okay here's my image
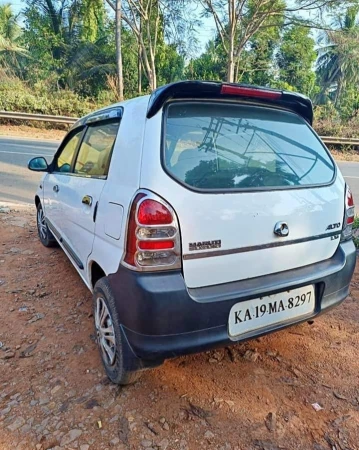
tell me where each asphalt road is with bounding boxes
[0,136,59,204]
[0,136,358,206]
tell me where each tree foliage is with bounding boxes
[0,3,27,69]
[317,5,359,109]
[0,0,358,122]
[81,0,105,42]
[276,25,317,97]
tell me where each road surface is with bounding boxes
[0,136,358,205]
[0,136,59,204]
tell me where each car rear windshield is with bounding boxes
[163,102,335,191]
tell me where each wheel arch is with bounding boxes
[89,260,107,290]
[35,195,41,208]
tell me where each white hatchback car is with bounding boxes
[29,81,356,385]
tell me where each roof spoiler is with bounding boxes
[147,81,313,124]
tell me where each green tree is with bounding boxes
[105,0,196,90]
[66,24,138,99]
[199,0,342,83]
[187,1,285,85]
[0,4,27,69]
[238,0,284,85]
[157,43,185,84]
[186,38,226,81]
[276,25,318,97]
[200,0,287,82]
[317,5,359,106]
[81,0,105,42]
[22,1,75,84]
[21,0,122,95]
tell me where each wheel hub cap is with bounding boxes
[37,209,47,240]
[95,297,116,366]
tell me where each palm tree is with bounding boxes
[0,4,27,69]
[317,6,359,106]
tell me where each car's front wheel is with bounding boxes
[36,203,57,247]
[93,277,143,385]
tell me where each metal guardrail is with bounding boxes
[1,111,359,146]
[320,136,359,146]
[0,111,78,125]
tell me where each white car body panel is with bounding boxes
[42,173,62,231]
[87,96,149,282]
[37,175,92,289]
[57,176,106,271]
[140,108,345,288]
[37,94,346,292]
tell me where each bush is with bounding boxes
[0,76,98,118]
[314,103,359,139]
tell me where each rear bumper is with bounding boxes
[108,240,356,364]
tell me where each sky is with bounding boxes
[1,0,22,12]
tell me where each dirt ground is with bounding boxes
[330,149,359,162]
[0,125,66,141]
[0,207,359,450]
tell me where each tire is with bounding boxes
[93,277,143,385]
[36,203,58,248]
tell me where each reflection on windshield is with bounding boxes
[165,104,334,190]
[185,159,299,189]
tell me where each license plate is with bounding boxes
[228,285,315,337]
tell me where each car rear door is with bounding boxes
[154,101,344,289]
[58,116,121,274]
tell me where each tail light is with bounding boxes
[123,191,181,271]
[341,185,355,241]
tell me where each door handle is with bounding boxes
[82,195,93,206]
[53,185,59,193]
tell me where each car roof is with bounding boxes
[69,95,150,131]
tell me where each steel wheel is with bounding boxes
[93,277,144,385]
[37,207,47,240]
[95,296,116,366]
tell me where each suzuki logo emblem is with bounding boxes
[274,221,289,237]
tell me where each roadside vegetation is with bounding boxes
[352,216,359,248]
[1,1,359,137]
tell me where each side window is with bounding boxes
[55,129,83,173]
[74,120,120,177]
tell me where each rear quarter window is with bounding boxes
[163,102,335,191]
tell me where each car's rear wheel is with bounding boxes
[36,203,57,247]
[93,277,143,385]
